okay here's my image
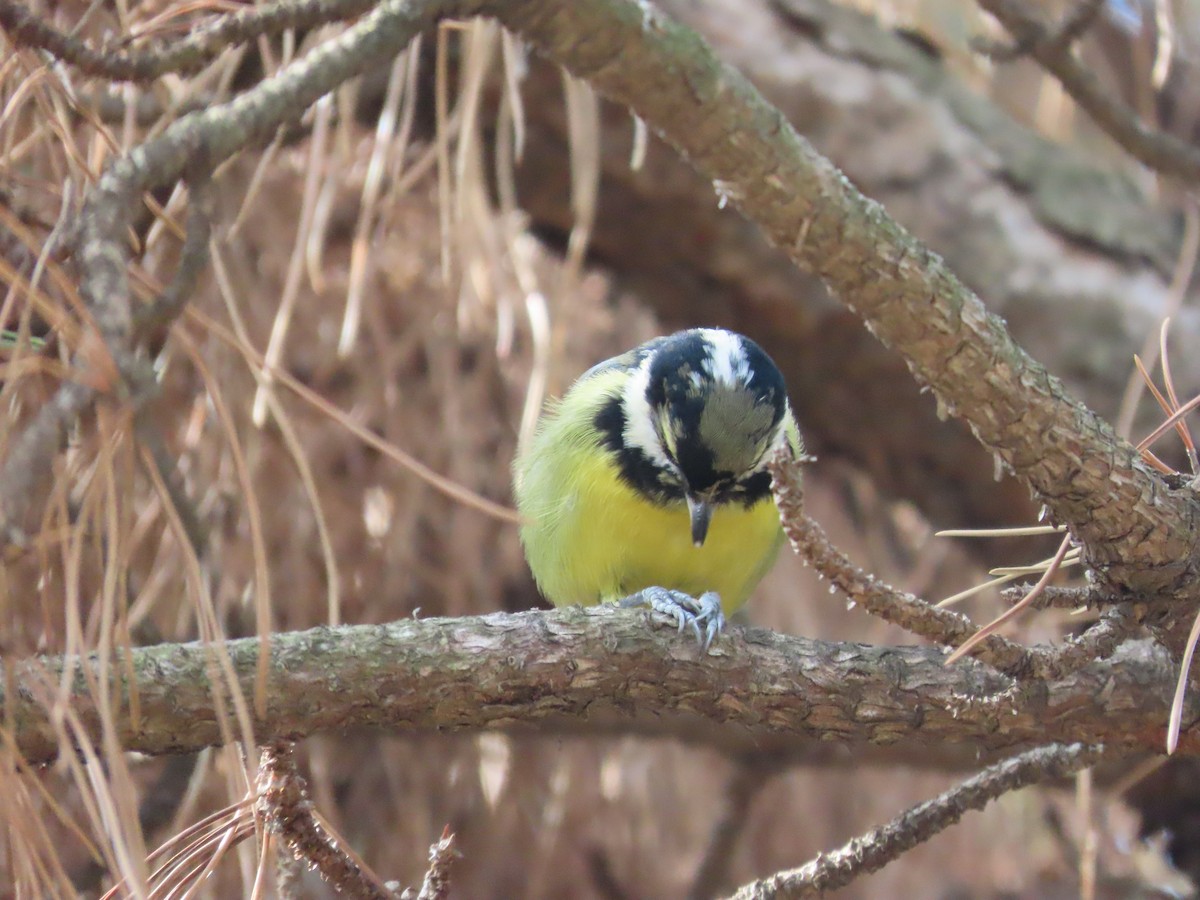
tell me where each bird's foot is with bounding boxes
[620,587,725,650]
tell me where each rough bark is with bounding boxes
[505,0,1194,538]
[4,607,1185,766]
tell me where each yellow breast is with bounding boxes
[517,448,784,614]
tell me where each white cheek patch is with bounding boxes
[699,328,751,387]
[621,358,676,474]
[741,404,792,475]
[771,407,792,453]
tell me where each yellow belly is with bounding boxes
[517,450,784,613]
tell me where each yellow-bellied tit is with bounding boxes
[513,328,803,648]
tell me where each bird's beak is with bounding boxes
[687,494,713,547]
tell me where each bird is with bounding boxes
[513,328,803,648]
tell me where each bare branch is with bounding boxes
[412,828,458,900]
[1000,584,1101,610]
[258,741,398,899]
[726,743,1108,899]
[974,0,1105,61]
[0,608,1184,765]
[0,0,375,81]
[0,379,95,543]
[770,451,1144,682]
[976,0,1200,183]
[1024,604,1141,681]
[134,176,216,340]
[768,452,1033,677]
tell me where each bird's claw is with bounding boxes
[621,587,725,650]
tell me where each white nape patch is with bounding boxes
[621,356,675,473]
[699,328,751,386]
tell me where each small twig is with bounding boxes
[768,450,1033,678]
[975,0,1104,61]
[688,759,784,900]
[126,176,215,564]
[258,741,398,899]
[945,534,1073,665]
[975,0,1200,182]
[772,451,1137,683]
[725,743,1108,899]
[412,827,457,900]
[999,583,1098,610]
[931,604,1138,739]
[0,379,96,544]
[1022,604,1140,682]
[134,175,215,341]
[0,0,376,82]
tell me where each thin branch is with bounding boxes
[771,452,1141,683]
[0,608,1183,766]
[999,584,1100,610]
[127,178,217,564]
[413,827,457,900]
[940,601,1142,721]
[768,451,1034,678]
[976,0,1200,183]
[1023,604,1141,682]
[975,0,1104,62]
[945,534,1074,665]
[726,743,1108,899]
[258,741,397,899]
[0,379,95,544]
[134,176,216,341]
[0,0,375,82]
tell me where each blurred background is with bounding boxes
[2,0,1200,895]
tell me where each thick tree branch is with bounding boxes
[1,609,1188,766]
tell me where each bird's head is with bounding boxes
[616,329,792,546]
